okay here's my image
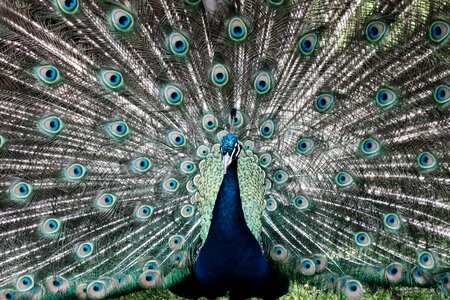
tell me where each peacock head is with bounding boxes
[221,133,240,173]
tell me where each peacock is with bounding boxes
[0,0,449,299]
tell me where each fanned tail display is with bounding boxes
[0,0,449,299]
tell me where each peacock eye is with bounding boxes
[429,21,449,44]
[416,151,438,172]
[228,110,244,128]
[87,281,107,299]
[411,266,427,284]
[180,204,195,218]
[196,145,209,158]
[167,32,189,56]
[366,20,388,43]
[260,119,275,138]
[383,213,401,231]
[16,275,34,292]
[202,114,219,132]
[56,0,79,14]
[253,71,273,95]
[385,263,404,283]
[134,205,153,220]
[210,64,230,87]
[243,140,255,150]
[334,171,354,188]
[259,153,272,168]
[293,196,309,210]
[111,8,134,32]
[314,94,335,113]
[139,270,160,288]
[267,0,285,6]
[433,85,450,105]
[354,232,371,247]
[375,88,398,109]
[36,65,61,85]
[163,178,179,192]
[130,157,152,173]
[180,161,196,174]
[162,84,184,106]
[1,289,16,300]
[40,217,62,236]
[64,163,87,181]
[296,138,316,155]
[343,280,363,299]
[144,260,159,271]
[10,181,33,201]
[273,170,288,184]
[228,17,248,42]
[300,258,316,276]
[95,193,117,210]
[265,198,278,211]
[168,235,185,250]
[167,130,186,147]
[270,245,288,262]
[105,120,130,139]
[101,70,124,89]
[311,255,327,273]
[299,32,318,55]
[76,242,94,259]
[359,137,381,157]
[324,273,337,287]
[38,115,64,137]
[418,251,435,269]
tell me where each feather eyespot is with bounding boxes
[260,119,275,138]
[95,193,117,211]
[366,20,388,43]
[359,137,381,157]
[227,17,248,42]
[311,255,327,273]
[265,198,278,211]
[167,32,189,56]
[259,153,272,168]
[383,213,401,231]
[76,242,94,259]
[162,85,184,106]
[418,251,435,269]
[9,181,33,202]
[168,235,185,250]
[441,274,450,292]
[172,252,187,267]
[35,65,61,85]
[180,161,196,174]
[64,163,87,182]
[38,115,64,137]
[16,275,34,292]
[180,204,195,218]
[433,84,450,106]
[139,271,160,288]
[314,94,335,113]
[270,245,289,262]
[0,289,16,300]
[243,140,255,150]
[111,9,134,32]
[293,196,309,210]
[196,145,209,158]
[144,260,159,271]
[375,88,398,109]
[130,157,152,173]
[134,205,153,221]
[167,131,186,147]
[299,32,318,55]
[86,281,107,299]
[40,217,62,236]
[273,170,288,184]
[354,232,371,247]
[45,276,69,294]
[416,151,438,172]
[296,137,316,155]
[105,120,130,139]
[324,273,337,288]
[411,266,428,284]
[253,71,273,95]
[343,280,364,299]
[228,110,244,128]
[267,0,285,6]
[101,70,124,90]
[56,0,79,14]
[202,114,218,132]
[429,21,449,44]
[209,64,230,87]
[300,258,316,275]
[385,263,404,283]
[163,178,179,192]
[334,171,354,188]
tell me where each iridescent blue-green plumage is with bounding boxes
[0,0,450,299]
